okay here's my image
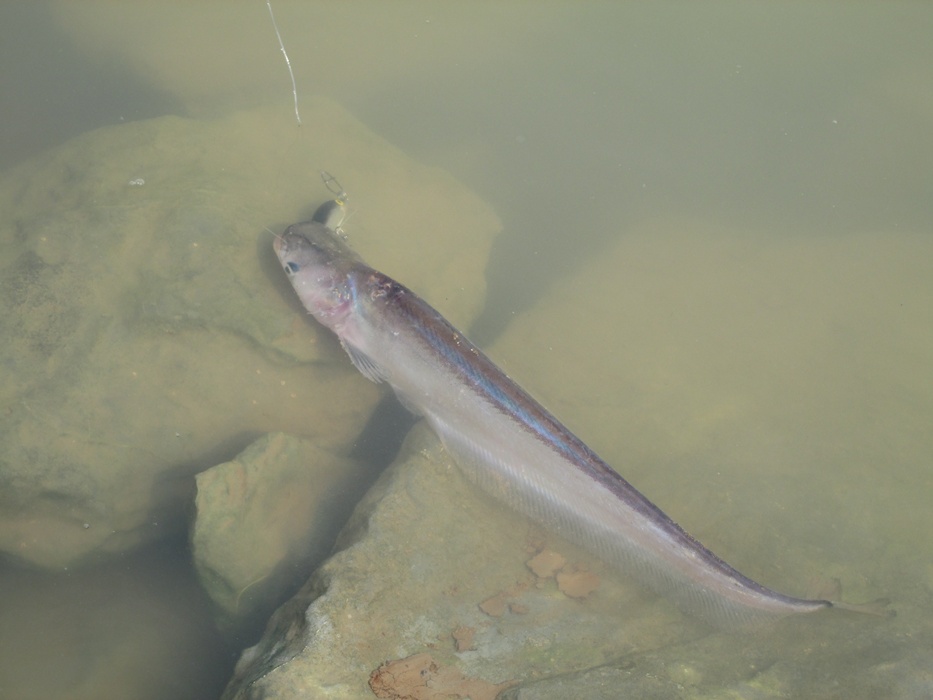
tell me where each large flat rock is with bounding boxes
[223,422,684,700]
[0,98,500,569]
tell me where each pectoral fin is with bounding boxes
[342,341,388,383]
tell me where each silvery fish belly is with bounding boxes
[273,209,885,629]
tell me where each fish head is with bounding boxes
[273,221,365,331]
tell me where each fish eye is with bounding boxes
[285,261,300,274]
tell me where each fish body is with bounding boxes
[274,218,840,628]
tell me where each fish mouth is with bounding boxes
[272,231,294,257]
[273,231,312,264]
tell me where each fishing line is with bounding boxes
[266,0,301,126]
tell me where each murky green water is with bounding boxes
[1,2,930,698]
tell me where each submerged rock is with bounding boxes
[191,432,375,638]
[0,98,500,569]
[222,422,682,699]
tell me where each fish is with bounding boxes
[272,202,888,628]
